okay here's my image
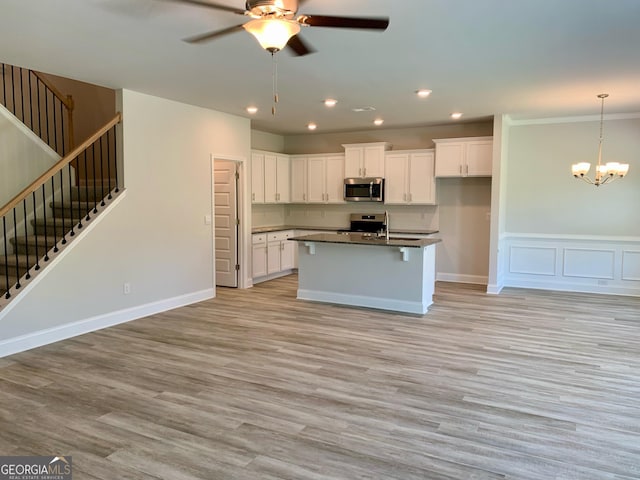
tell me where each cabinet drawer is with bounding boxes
[252,234,267,244]
[269,230,294,242]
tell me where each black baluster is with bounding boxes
[22,200,31,280]
[3,217,10,299]
[99,136,106,206]
[19,68,25,124]
[28,71,33,132]
[59,170,67,245]
[45,90,50,150]
[51,178,59,253]
[32,192,40,271]
[77,152,84,230]
[10,65,16,117]
[2,63,6,106]
[84,150,90,221]
[114,126,120,193]
[107,129,113,199]
[91,142,98,214]
[12,209,21,290]
[36,78,42,139]
[60,100,66,156]
[67,163,76,236]
[41,185,49,262]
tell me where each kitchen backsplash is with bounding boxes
[252,203,439,231]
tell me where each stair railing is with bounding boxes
[1,113,121,300]
[1,63,75,156]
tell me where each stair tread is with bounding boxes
[0,253,33,266]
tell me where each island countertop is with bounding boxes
[289,233,441,248]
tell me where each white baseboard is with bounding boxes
[436,273,488,285]
[0,288,214,359]
[504,278,639,297]
[486,283,504,295]
[297,289,431,315]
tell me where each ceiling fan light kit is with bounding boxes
[243,18,300,52]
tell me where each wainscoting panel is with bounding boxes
[509,246,556,276]
[503,234,640,296]
[622,250,640,281]
[563,248,615,279]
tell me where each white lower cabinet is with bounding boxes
[251,234,267,278]
[252,230,295,283]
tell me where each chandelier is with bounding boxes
[571,94,630,186]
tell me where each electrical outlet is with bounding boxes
[204,214,212,225]
[123,282,131,295]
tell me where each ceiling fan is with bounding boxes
[168,0,390,56]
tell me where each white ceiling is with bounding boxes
[2,0,640,134]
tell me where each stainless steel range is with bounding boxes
[338,213,387,236]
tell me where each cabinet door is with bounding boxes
[290,156,307,203]
[384,153,409,204]
[466,141,493,176]
[435,143,464,177]
[251,152,265,203]
[252,243,267,278]
[280,240,295,271]
[325,155,345,203]
[363,145,385,177]
[408,152,435,204]
[344,148,363,177]
[307,156,326,203]
[276,154,290,202]
[267,240,281,274]
[263,154,278,203]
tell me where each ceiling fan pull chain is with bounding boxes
[271,51,278,116]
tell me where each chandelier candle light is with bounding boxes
[571,94,630,186]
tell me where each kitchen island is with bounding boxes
[289,233,441,315]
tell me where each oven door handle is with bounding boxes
[369,182,373,200]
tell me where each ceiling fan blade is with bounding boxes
[286,34,316,56]
[183,24,245,43]
[165,0,246,15]
[299,14,389,30]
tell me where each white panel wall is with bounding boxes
[504,234,640,296]
[0,90,251,356]
[501,115,640,296]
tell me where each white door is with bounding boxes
[214,160,238,287]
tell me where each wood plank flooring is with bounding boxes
[0,276,639,479]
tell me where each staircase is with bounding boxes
[0,61,122,308]
[1,175,120,302]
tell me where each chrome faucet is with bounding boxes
[384,210,390,242]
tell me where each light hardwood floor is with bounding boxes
[1,276,639,479]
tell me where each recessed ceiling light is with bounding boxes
[307,122,317,131]
[450,112,463,119]
[416,89,432,98]
[324,98,338,107]
[246,106,258,114]
[352,106,376,112]
[374,118,384,126]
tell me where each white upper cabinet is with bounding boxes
[384,150,436,205]
[290,156,307,203]
[433,137,493,177]
[253,150,290,203]
[343,142,391,178]
[251,152,265,203]
[291,154,345,204]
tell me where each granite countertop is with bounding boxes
[289,233,441,248]
[252,225,439,235]
[251,225,342,234]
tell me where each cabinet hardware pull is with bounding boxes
[459,165,462,175]
[252,193,255,201]
[465,164,469,175]
[359,167,362,177]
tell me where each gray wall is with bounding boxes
[506,117,640,236]
[0,90,250,350]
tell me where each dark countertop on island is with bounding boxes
[289,233,441,248]
[253,225,439,235]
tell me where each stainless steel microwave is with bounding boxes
[344,177,385,202]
